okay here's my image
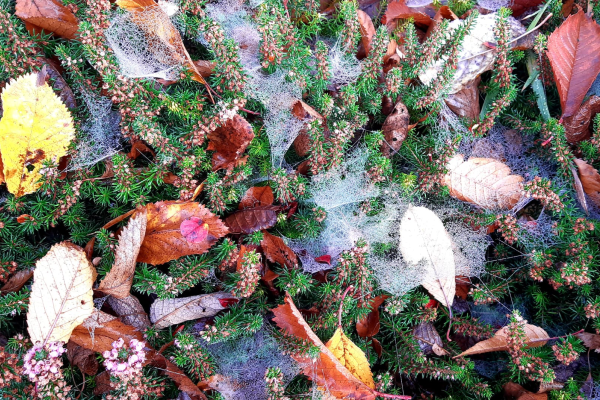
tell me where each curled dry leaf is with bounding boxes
[574,158,600,207]
[66,341,98,376]
[0,71,75,197]
[356,295,389,338]
[27,242,95,344]
[382,0,432,27]
[207,115,254,171]
[356,10,375,59]
[563,95,600,143]
[400,206,455,308]
[503,382,547,400]
[137,201,229,265]
[272,294,377,399]
[16,0,79,39]
[575,331,600,349]
[444,154,524,210]
[0,268,33,294]
[456,323,548,357]
[224,206,278,234]
[98,208,147,298]
[445,76,480,120]
[260,230,298,269]
[149,292,233,329]
[325,328,375,389]
[381,100,409,157]
[546,9,600,118]
[571,165,588,215]
[43,60,77,110]
[107,294,151,331]
[412,322,447,356]
[239,186,274,209]
[291,100,324,158]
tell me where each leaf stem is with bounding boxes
[338,285,354,329]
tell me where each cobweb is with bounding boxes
[327,42,362,87]
[477,0,511,11]
[68,89,121,171]
[198,326,298,400]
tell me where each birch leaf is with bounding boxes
[150,292,234,329]
[456,323,549,357]
[400,205,455,307]
[325,328,376,389]
[98,208,147,298]
[27,242,95,344]
[0,71,75,197]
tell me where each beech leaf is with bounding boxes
[443,154,524,210]
[574,158,600,207]
[27,242,95,344]
[0,268,33,294]
[356,10,375,59]
[325,328,375,389]
[16,0,79,39]
[149,292,233,329]
[400,205,455,308]
[206,115,254,171]
[98,208,147,298]
[239,186,274,209]
[456,323,549,357]
[546,9,600,117]
[224,206,278,234]
[381,100,409,157]
[260,230,298,269]
[563,96,600,143]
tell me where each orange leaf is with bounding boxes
[456,323,548,357]
[15,0,79,39]
[382,0,432,27]
[356,10,375,59]
[239,186,274,209]
[136,201,229,265]
[546,9,600,117]
[260,230,298,268]
[206,115,255,171]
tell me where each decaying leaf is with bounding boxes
[503,382,548,400]
[412,322,447,356]
[291,100,323,158]
[443,154,524,210]
[16,0,79,39]
[0,71,75,197]
[509,0,544,17]
[98,209,147,298]
[356,295,388,338]
[66,341,98,376]
[224,206,278,234]
[456,323,549,357]
[563,95,600,143]
[575,331,600,349]
[325,328,375,389]
[382,0,432,27]
[239,186,274,209]
[357,10,375,59]
[207,115,254,171]
[571,165,589,215]
[43,60,77,110]
[107,295,151,331]
[136,201,229,265]
[260,231,298,269]
[0,268,33,294]
[381,100,409,157]
[400,206,455,308]
[445,76,480,120]
[27,242,95,344]
[574,158,600,207]
[546,9,600,117]
[150,292,233,329]
[272,294,377,400]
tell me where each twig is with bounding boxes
[338,285,354,328]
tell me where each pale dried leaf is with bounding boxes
[150,292,232,329]
[98,209,147,298]
[575,332,600,349]
[456,323,549,357]
[27,242,95,344]
[381,100,409,157]
[400,206,455,307]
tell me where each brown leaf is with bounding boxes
[571,165,589,215]
[370,337,382,358]
[107,294,151,331]
[239,186,274,209]
[508,0,544,17]
[43,60,77,110]
[0,268,33,294]
[224,206,278,234]
[445,76,480,120]
[382,0,432,27]
[455,275,471,300]
[137,201,229,265]
[412,322,446,355]
[66,341,98,376]
[456,323,549,357]
[356,10,375,59]
[271,294,377,400]
[444,154,524,209]
[98,209,147,298]
[356,295,389,338]
[260,231,298,268]
[149,292,232,329]
[546,9,600,117]
[93,371,113,396]
[503,382,547,400]
[148,353,208,400]
[291,100,323,158]
[574,158,600,207]
[563,95,600,143]
[424,5,457,40]
[575,331,600,349]
[381,100,409,157]
[207,115,254,171]
[16,0,79,39]
[192,60,216,78]
[127,140,156,160]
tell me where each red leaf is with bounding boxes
[16,214,32,223]
[546,9,600,117]
[314,255,331,265]
[382,0,432,27]
[180,217,210,243]
[218,298,239,307]
[425,298,439,309]
[238,186,274,209]
[356,295,389,338]
[207,115,254,171]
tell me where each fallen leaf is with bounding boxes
[381,100,409,157]
[272,294,377,399]
[98,209,147,298]
[315,255,332,265]
[180,217,210,244]
[370,337,382,358]
[445,76,480,120]
[356,10,375,59]
[412,322,447,355]
[149,292,233,329]
[400,206,455,307]
[192,60,216,78]
[127,140,156,160]
[0,71,75,197]
[356,295,389,338]
[107,294,151,331]
[382,0,432,27]
[224,206,278,234]
[239,186,274,209]
[563,95,600,143]
[260,231,298,269]
[546,9,600,117]
[93,371,113,396]
[561,0,575,17]
[581,373,594,398]
[455,275,471,300]
[137,201,229,265]
[503,382,547,400]
[207,115,254,171]
[325,328,375,389]
[43,60,77,110]
[571,165,588,215]
[424,5,457,39]
[291,100,323,158]
[27,242,95,344]
[0,268,33,294]
[509,0,544,17]
[575,331,600,349]
[148,353,208,400]
[16,0,79,39]
[66,341,98,376]
[443,154,524,210]
[456,323,549,357]
[574,159,600,207]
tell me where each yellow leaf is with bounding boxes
[325,328,375,389]
[0,71,74,197]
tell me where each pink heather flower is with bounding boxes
[103,338,147,380]
[22,341,66,382]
